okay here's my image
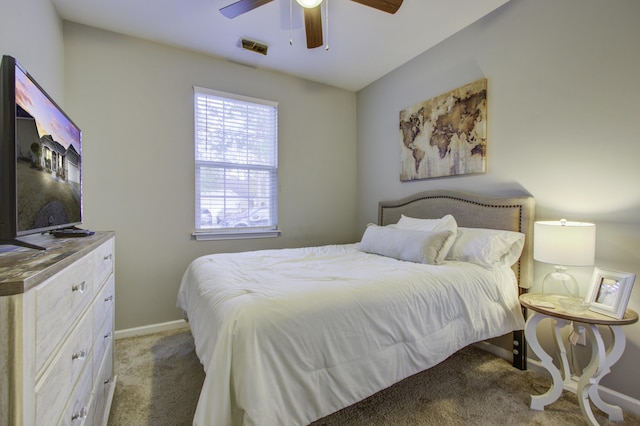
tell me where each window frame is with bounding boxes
[192,86,280,241]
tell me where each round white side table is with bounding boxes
[519,293,638,426]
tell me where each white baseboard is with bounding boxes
[475,341,640,416]
[114,319,188,339]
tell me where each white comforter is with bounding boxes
[177,244,525,426]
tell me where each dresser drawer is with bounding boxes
[91,338,114,426]
[36,252,94,374]
[93,239,114,288]
[58,352,94,426]
[92,307,113,383]
[93,274,114,344]
[36,308,93,425]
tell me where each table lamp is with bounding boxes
[534,219,596,296]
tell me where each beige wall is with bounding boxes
[357,0,640,401]
[62,23,358,331]
[0,0,65,102]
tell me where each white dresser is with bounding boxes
[0,232,116,426]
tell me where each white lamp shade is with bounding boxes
[296,0,323,7]
[534,220,596,266]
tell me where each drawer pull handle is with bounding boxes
[104,332,113,340]
[71,406,88,421]
[104,295,114,302]
[104,253,112,261]
[104,378,112,385]
[71,281,87,293]
[72,350,87,361]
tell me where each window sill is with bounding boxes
[192,228,281,241]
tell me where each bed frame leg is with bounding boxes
[513,330,527,370]
[512,291,528,370]
[512,297,528,370]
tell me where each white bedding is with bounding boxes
[177,244,525,426]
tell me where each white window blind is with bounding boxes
[193,86,279,239]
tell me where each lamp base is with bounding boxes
[541,266,580,297]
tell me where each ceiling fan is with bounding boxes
[220,0,403,49]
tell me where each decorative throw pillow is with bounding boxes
[446,227,525,269]
[359,224,454,265]
[393,214,458,262]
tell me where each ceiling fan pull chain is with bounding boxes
[325,0,329,51]
[289,0,293,45]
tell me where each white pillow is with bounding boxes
[446,227,525,269]
[393,214,458,261]
[394,214,458,233]
[359,225,454,265]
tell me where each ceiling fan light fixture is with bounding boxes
[295,0,322,8]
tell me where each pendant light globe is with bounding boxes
[296,0,323,8]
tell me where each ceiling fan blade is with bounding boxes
[220,0,274,19]
[351,0,403,14]
[304,6,323,49]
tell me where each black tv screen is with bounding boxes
[0,55,82,249]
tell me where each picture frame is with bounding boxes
[585,267,636,319]
[399,78,487,181]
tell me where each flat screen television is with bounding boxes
[0,55,82,250]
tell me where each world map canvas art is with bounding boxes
[399,78,487,181]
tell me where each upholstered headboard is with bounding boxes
[378,190,535,370]
[378,190,535,289]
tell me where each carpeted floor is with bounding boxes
[107,327,640,425]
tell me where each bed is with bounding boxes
[177,190,535,426]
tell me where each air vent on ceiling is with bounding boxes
[241,38,268,56]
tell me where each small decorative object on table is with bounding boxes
[557,296,591,315]
[585,268,635,319]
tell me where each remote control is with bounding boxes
[52,229,95,238]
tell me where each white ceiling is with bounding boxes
[51,0,510,92]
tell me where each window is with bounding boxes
[193,86,279,240]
